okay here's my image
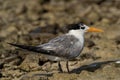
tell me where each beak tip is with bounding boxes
[100,30,104,32]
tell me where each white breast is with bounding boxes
[67,30,84,47]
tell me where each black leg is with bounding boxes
[66,61,70,73]
[58,61,63,72]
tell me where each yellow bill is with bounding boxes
[87,27,103,32]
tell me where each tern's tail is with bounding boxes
[8,43,54,55]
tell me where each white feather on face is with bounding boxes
[80,24,89,31]
[67,23,90,37]
[67,23,90,45]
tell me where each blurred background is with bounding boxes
[0,0,120,80]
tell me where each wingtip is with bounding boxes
[7,42,12,45]
[7,42,22,47]
[7,42,15,46]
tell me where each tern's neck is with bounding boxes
[67,30,85,43]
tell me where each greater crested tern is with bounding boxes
[8,23,103,72]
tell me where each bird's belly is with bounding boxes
[45,55,65,61]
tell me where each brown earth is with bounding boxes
[0,0,120,80]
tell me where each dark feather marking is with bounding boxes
[8,43,55,55]
[67,22,84,30]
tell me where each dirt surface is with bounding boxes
[0,0,120,80]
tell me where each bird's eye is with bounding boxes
[81,27,85,30]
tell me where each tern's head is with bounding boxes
[69,23,103,33]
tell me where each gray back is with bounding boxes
[39,35,83,59]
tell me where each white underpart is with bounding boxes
[116,61,120,64]
[45,55,64,61]
[68,29,85,46]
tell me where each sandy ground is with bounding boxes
[0,0,120,80]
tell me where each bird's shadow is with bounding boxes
[70,59,119,74]
[19,59,119,80]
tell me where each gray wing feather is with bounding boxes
[39,35,82,59]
